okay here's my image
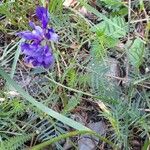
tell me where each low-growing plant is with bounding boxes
[0,0,150,149]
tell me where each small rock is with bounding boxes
[78,121,106,150]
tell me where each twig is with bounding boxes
[125,0,131,82]
[137,84,150,89]
[128,0,131,41]
[139,108,150,112]
[46,75,96,98]
[130,18,150,23]
[140,0,149,24]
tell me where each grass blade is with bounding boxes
[10,41,21,78]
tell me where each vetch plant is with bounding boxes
[18,6,58,68]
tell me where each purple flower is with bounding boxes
[23,45,54,68]
[17,6,58,68]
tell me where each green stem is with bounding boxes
[30,130,116,150]
[46,75,95,98]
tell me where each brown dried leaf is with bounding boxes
[63,0,91,17]
[23,62,35,68]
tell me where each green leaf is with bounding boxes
[0,68,90,131]
[100,0,123,8]
[49,0,63,14]
[91,31,118,60]
[40,0,46,6]
[10,40,21,78]
[111,7,128,16]
[128,38,145,68]
[89,60,120,104]
[63,94,80,114]
[0,134,31,150]
[142,139,150,150]
[91,38,106,60]
[91,16,127,39]
[66,68,77,87]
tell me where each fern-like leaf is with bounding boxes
[0,134,32,150]
[89,59,120,104]
[91,16,127,39]
[99,0,123,8]
[128,38,145,69]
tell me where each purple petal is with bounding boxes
[18,31,37,40]
[21,43,39,55]
[43,47,54,68]
[29,21,35,29]
[41,46,54,68]
[21,43,33,54]
[32,60,40,66]
[18,30,41,41]
[36,6,50,29]
[37,56,43,63]
[45,28,58,42]
[32,26,44,40]
[43,63,52,68]
[34,26,43,35]
[25,56,34,63]
[43,45,50,53]
[44,55,54,65]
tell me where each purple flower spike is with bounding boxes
[18,6,58,68]
[36,6,49,29]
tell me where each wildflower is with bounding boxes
[18,6,58,68]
